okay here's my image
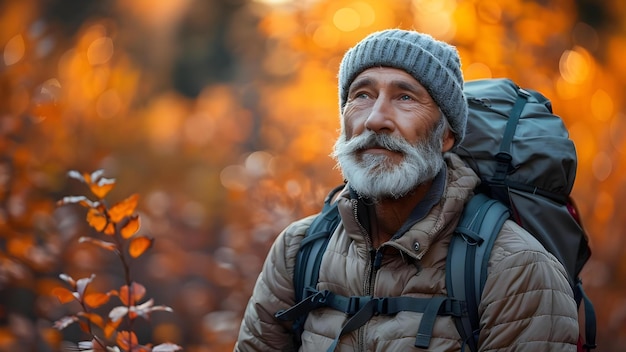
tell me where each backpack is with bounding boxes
[274,78,596,352]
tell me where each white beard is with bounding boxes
[332,120,445,202]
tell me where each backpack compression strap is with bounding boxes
[447,193,510,352]
[488,87,570,205]
[491,87,529,188]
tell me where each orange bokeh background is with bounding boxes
[0,0,624,351]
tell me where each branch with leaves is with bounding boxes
[52,170,182,352]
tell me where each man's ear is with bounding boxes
[442,126,455,152]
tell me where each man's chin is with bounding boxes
[350,182,417,202]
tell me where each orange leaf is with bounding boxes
[119,282,146,306]
[78,311,104,328]
[128,236,153,258]
[89,177,115,199]
[84,169,105,184]
[7,235,34,258]
[104,222,116,236]
[116,330,138,351]
[104,318,121,338]
[118,289,129,306]
[86,208,108,232]
[79,237,117,252]
[32,100,62,120]
[79,320,90,334]
[84,292,111,308]
[52,287,77,304]
[109,194,139,223]
[120,215,140,239]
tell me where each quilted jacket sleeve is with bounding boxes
[234,216,315,352]
[478,220,579,352]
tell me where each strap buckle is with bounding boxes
[275,289,330,321]
[344,296,389,315]
[346,296,364,315]
[375,297,389,315]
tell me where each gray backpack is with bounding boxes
[275,78,596,352]
[457,78,588,281]
[455,78,595,351]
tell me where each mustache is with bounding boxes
[338,131,412,154]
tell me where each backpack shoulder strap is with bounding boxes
[294,185,344,301]
[289,185,344,340]
[446,193,510,352]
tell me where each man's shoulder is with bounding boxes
[279,213,321,247]
[489,219,560,268]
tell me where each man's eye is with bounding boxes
[400,95,413,101]
[355,92,369,99]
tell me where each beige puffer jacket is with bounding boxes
[235,153,579,351]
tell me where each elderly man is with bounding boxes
[235,29,579,351]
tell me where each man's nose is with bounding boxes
[364,97,394,133]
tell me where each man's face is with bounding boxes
[332,67,454,201]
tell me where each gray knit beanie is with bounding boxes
[338,29,467,147]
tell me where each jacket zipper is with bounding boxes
[352,199,384,352]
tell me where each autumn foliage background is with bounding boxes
[1,0,625,351]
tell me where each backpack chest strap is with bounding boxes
[276,289,465,351]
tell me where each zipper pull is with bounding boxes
[373,249,384,271]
